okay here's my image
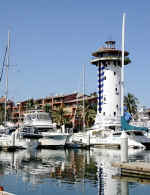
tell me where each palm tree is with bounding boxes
[26,98,34,110]
[44,103,51,113]
[85,107,96,128]
[0,104,5,124]
[51,107,69,126]
[75,100,97,129]
[124,93,139,116]
[84,101,97,128]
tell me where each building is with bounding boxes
[11,92,97,128]
[91,40,131,129]
[0,96,14,123]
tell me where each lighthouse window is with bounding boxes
[114,112,116,116]
[104,97,106,101]
[116,88,119,95]
[103,112,105,116]
[116,104,118,108]
[114,72,116,75]
[104,76,106,80]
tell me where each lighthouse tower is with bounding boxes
[91,40,130,129]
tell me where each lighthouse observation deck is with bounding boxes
[91,41,130,66]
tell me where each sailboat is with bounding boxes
[0,31,40,151]
[0,31,16,130]
[65,64,91,148]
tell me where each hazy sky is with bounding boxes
[0,0,150,107]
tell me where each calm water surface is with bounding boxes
[0,148,150,195]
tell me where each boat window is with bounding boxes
[126,132,131,135]
[113,132,121,136]
[133,131,144,136]
[37,114,50,121]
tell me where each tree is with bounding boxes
[75,100,97,129]
[0,104,5,124]
[26,98,34,110]
[90,92,97,97]
[44,103,51,113]
[51,107,69,126]
[124,93,139,116]
[84,101,97,128]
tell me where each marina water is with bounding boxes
[0,148,150,195]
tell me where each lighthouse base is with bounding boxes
[92,113,121,130]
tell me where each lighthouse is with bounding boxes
[91,40,131,129]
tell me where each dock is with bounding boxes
[0,146,23,152]
[91,144,120,149]
[112,162,150,180]
[112,175,150,184]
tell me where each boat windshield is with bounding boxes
[133,131,144,136]
[37,114,50,121]
[112,132,122,136]
[126,131,144,136]
[25,112,51,121]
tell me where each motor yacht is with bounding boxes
[71,127,150,149]
[89,129,150,149]
[23,110,53,130]
[38,130,70,148]
[0,128,39,151]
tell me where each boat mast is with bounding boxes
[121,13,125,118]
[4,30,10,124]
[83,64,85,131]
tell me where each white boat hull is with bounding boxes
[0,131,39,150]
[39,133,68,148]
[89,136,146,149]
[71,130,150,149]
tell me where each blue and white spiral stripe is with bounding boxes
[98,63,105,113]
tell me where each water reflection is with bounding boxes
[0,149,95,186]
[0,148,150,194]
[90,148,150,195]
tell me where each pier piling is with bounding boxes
[121,131,128,163]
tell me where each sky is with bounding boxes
[0,0,150,108]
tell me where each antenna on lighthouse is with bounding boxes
[121,13,125,118]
